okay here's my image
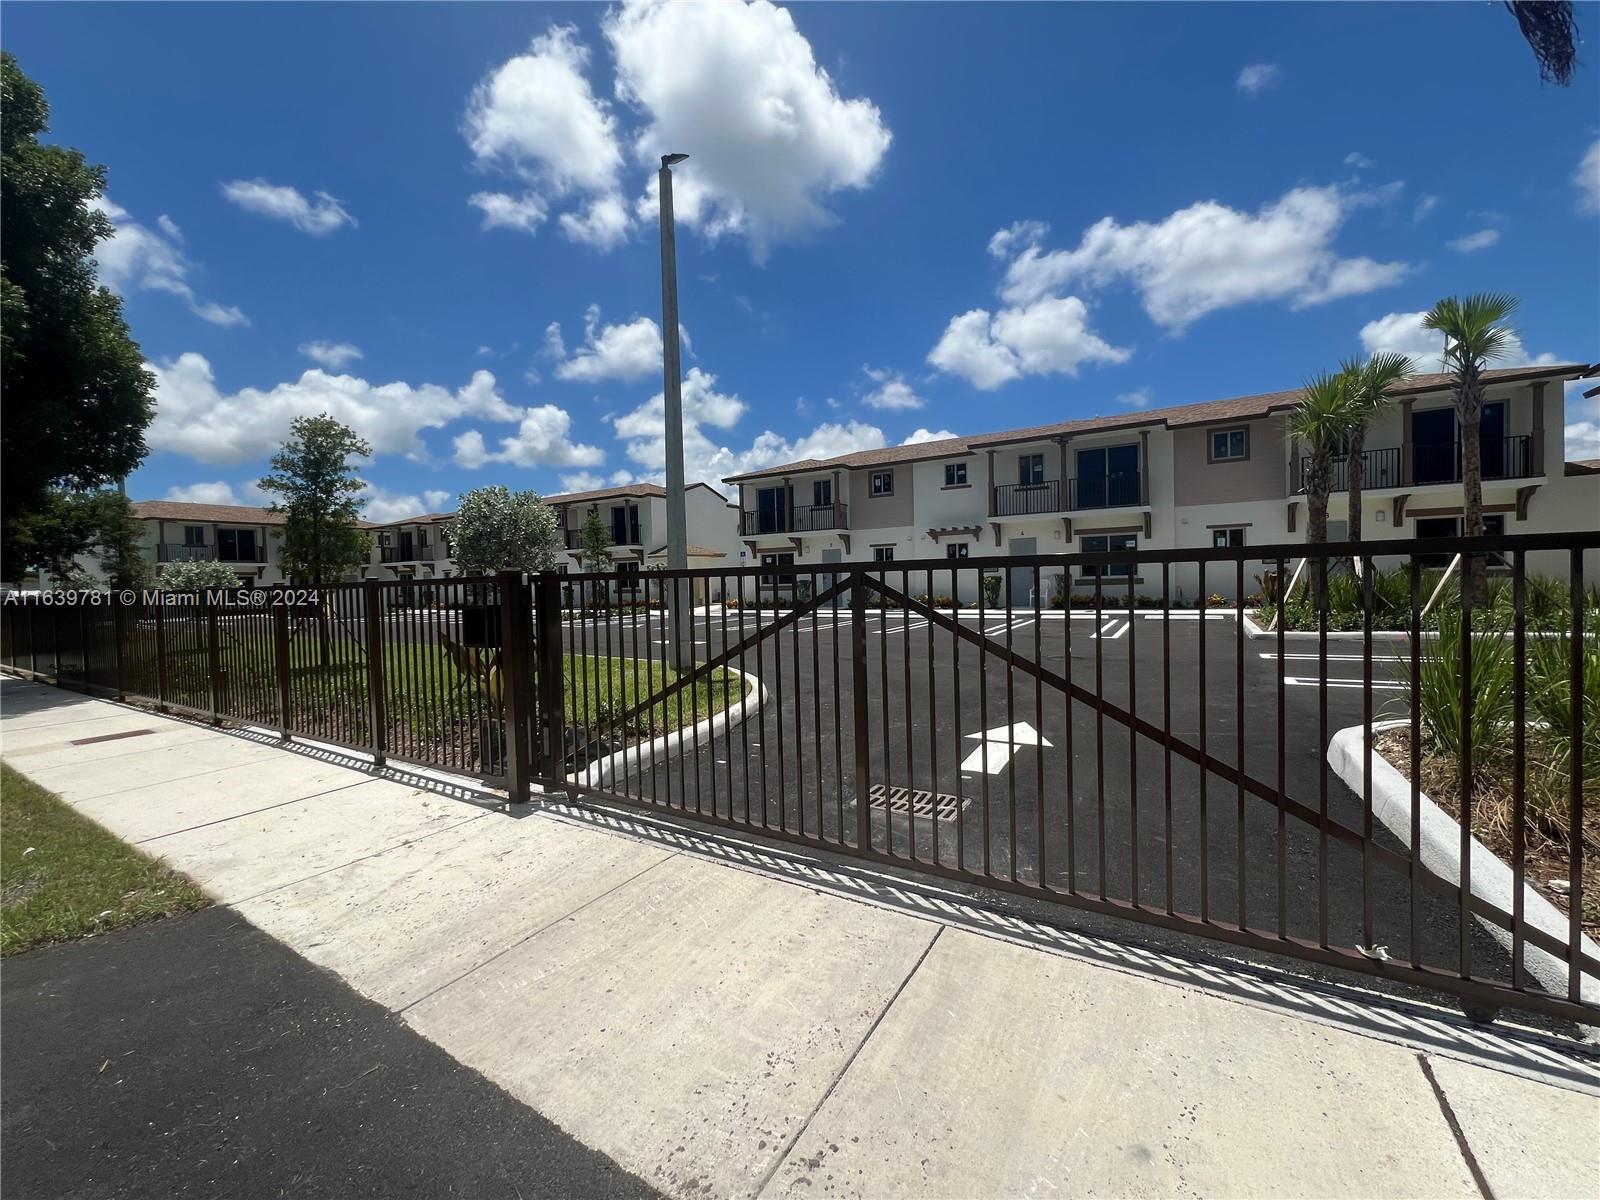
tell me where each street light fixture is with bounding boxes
[658,152,690,668]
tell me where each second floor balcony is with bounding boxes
[379,544,437,564]
[157,542,267,564]
[740,503,849,536]
[1296,435,1535,493]
[990,475,1143,516]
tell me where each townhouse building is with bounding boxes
[725,363,1598,603]
[121,500,295,586]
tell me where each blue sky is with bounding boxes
[6,1,1598,521]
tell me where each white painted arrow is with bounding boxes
[960,721,1052,775]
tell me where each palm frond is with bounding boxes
[1285,370,1356,448]
[1423,292,1521,368]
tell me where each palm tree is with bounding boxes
[1422,293,1521,605]
[1286,370,1355,612]
[1340,351,1417,552]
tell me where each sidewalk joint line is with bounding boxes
[397,851,680,1015]
[133,777,380,845]
[753,924,945,1198]
[1418,1052,1495,1200]
[225,811,496,907]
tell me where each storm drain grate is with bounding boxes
[868,783,968,822]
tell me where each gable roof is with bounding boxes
[722,362,1592,483]
[132,500,289,525]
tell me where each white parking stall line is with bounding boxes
[1259,652,1391,662]
[1283,675,1406,691]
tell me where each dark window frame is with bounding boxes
[944,462,969,488]
[945,542,970,560]
[1079,532,1137,578]
[1208,426,1250,463]
[869,470,894,497]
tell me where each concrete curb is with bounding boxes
[1327,719,1600,1022]
[566,664,765,791]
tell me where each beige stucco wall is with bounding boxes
[1172,418,1288,507]
[848,465,915,529]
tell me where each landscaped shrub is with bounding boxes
[980,572,1003,607]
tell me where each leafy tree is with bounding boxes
[5,489,149,589]
[1286,370,1356,612]
[157,558,247,591]
[1,53,154,581]
[1423,293,1521,605]
[1339,352,1416,549]
[576,510,614,604]
[257,414,374,586]
[452,487,561,576]
[1506,1,1578,85]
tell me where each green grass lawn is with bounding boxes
[0,765,210,956]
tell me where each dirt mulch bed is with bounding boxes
[1373,727,1599,942]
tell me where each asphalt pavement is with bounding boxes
[1,907,658,1200]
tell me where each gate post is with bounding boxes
[498,570,535,804]
[533,572,566,792]
[363,580,387,767]
[153,601,168,710]
[112,596,126,698]
[272,594,293,738]
[851,567,871,851]
[205,593,222,722]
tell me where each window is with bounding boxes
[216,528,257,562]
[870,470,894,496]
[812,479,832,508]
[1080,532,1137,578]
[946,543,970,560]
[944,462,968,487]
[183,525,205,547]
[1018,453,1045,485]
[873,546,895,562]
[759,551,795,585]
[1209,427,1249,462]
[1212,527,1245,549]
[616,560,641,591]
[756,485,788,534]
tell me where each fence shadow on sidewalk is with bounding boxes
[532,787,1600,1096]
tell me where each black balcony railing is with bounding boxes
[157,543,267,564]
[1298,436,1535,492]
[380,545,436,564]
[740,504,849,536]
[1067,474,1143,511]
[991,480,1062,517]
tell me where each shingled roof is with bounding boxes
[722,363,1591,484]
[131,500,289,525]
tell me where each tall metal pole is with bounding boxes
[659,154,691,670]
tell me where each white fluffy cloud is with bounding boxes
[554,307,663,382]
[558,471,607,494]
[861,367,925,411]
[992,187,1411,330]
[424,489,453,510]
[1357,310,1562,375]
[89,197,247,327]
[147,354,522,464]
[469,191,548,234]
[221,179,355,235]
[606,366,886,494]
[461,5,889,258]
[299,341,363,369]
[1117,388,1154,409]
[1447,228,1500,254]
[1576,139,1600,215]
[1236,63,1283,95]
[362,486,434,525]
[1566,383,1600,461]
[928,296,1131,390]
[451,401,605,470]
[606,0,892,258]
[163,481,251,506]
[902,428,957,445]
[1344,152,1375,170]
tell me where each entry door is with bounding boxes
[1106,444,1140,507]
[1413,408,1457,483]
[819,550,844,598]
[1480,401,1507,479]
[1007,537,1036,605]
[757,486,788,534]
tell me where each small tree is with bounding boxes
[1423,293,1520,606]
[577,511,614,604]
[452,486,561,576]
[258,414,374,586]
[1286,370,1356,612]
[7,488,149,588]
[158,558,245,590]
[1340,352,1415,552]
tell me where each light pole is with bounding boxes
[658,153,690,669]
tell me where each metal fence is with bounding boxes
[2,533,1595,1025]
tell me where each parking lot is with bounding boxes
[560,601,1507,991]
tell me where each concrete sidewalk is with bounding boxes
[3,675,1596,1199]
